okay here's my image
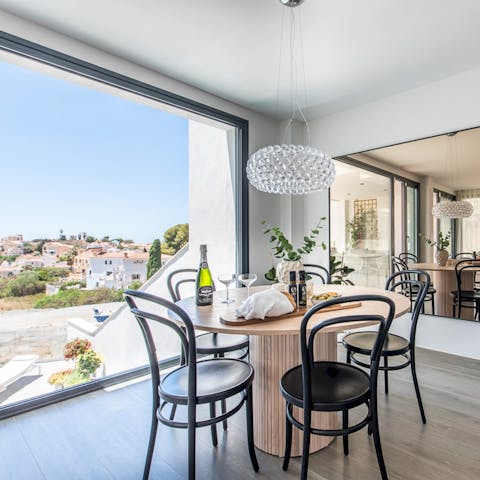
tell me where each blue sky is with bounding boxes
[0,60,188,243]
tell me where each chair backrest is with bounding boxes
[300,295,395,411]
[398,252,419,264]
[166,268,198,302]
[167,268,217,303]
[385,270,430,346]
[392,256,408,274]
[304,263,330,284]
[454,260,480,293]
[124,290,198,407]
[454,252,476,260]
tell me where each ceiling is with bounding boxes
[1,0,480,119]
[364,127,480,191]
[332,161,390,201]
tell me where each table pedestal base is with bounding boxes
[250,332,338,456]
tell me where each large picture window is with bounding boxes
[0,32,248,416]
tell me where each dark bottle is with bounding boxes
[196,244,213,306]
[288,271,298,308]
[298,270,307,308]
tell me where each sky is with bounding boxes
[0,59,189,244]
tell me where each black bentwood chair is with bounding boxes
[281,295,395,480]
[392,257,436,315]
[124,290,259,480]
[398,252,419,264]
[167,269,250,429]
[304,263,330,284]
[454,252,477,260]
[450,260,480,320]
[167,269,249,358]
[343,270,430,424]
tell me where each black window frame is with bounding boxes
[0,31,249,419]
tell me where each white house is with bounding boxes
[86,251,148,290]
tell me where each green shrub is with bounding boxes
[34,288,123,308]
[76,350,102,376]
[62,370,90,387]
[128,280,143,290]
[0,272,45,298]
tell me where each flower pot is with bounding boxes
[435,249,449,266]
[276,260,304,285]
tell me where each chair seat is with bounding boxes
[343,331,410,356]
[409,285,436,295]
[160,358,253,404]
[195,332,249,354]
[280,361,370,411]
[450,290,480,299]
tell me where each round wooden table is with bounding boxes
[176,284,410,457]
[410,262,477,319]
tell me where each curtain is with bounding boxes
[459,196,480,253]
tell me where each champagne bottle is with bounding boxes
[196,244,213,306]
[288,271,298,308]
[298,270,307,308]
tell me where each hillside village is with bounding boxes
[0,234,161,290]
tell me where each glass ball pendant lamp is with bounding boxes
[431,133,473,219]
[246,0,336,195]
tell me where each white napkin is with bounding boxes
[236,287,294,320]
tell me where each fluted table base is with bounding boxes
[249,332,338,456]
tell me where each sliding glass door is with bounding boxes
[394,179,419,258]
[330,161,392,288]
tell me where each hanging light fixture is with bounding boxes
[432,132,473,219]
[246,0,335,195]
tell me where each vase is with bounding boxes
[276,260,304,285]
[435,249,449,266]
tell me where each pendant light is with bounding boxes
[432,133,473,219]
[246,0,336,195]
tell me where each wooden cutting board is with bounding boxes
[220,302,362,326]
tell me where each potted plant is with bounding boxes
[345,206,378,250]
[262,219,326,284]
[424,231,451,266]
[330,254,355,285]
[49,338,103,389]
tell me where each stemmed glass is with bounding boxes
[218,273,236,304]
[238,273,257,298]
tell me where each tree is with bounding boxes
[147,239,162,279]
[35,239,47,254]
[85,236,95,243]
[162,223,189,255]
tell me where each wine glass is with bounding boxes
[238,273,257,298]
[218,273,236,304]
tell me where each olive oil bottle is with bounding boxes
[196,244,213,306]
[298,270,307,308]
[288,271,298,308]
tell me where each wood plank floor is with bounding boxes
[0,347,479,479]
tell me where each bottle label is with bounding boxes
[288,284,298,307]
[298,284,307,307]
[197,285,213,305]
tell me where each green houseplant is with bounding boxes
[262,219,326,283]
[330,254,355,285]
[423,230,450,266]
[345,207,378,249]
